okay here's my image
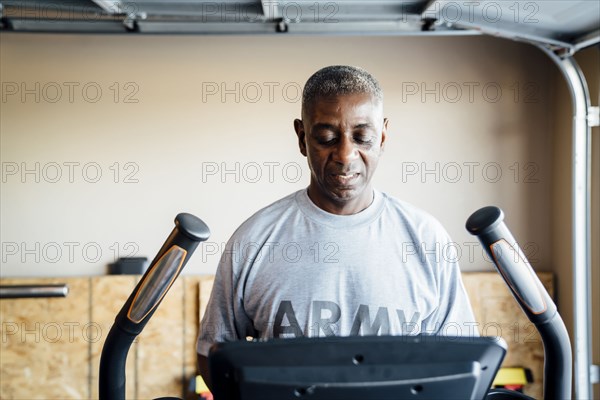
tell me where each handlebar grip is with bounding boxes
[466,206,555,324]
[116,213,210,335]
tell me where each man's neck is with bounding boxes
[306,187,375,216]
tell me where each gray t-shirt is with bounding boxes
[197,189,477,356]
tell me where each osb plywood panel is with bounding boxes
[199,277,215,323]
[89,276,138,399]
[0,278,90,399]
[1,275,212,400]
[182,277,201,389]
[136,279,184,399]
[134,275,215,399]
[180,276,215,400]
[463,271,554,400]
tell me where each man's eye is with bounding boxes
[317,137,336,145]
[355,136,373,145]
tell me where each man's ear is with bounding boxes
[380,117,388,152]
[294,119,307,157]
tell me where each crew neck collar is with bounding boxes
[295,188,384,229]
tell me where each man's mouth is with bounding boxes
[330,172,360,185]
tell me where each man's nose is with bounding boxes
[332,135,359,164]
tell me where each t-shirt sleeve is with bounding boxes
[196,235,256,357]
[420,227,479,337]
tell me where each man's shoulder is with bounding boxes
[380,191,448,236]
[230,189,303,238]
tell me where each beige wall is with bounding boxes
[1,33,555,277]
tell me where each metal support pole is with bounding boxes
[537,45,593,399]
[0,284,69,299]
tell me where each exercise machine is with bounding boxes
[99,206,572,399]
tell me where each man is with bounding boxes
[197,65,477,388]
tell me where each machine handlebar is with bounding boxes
[467,206,572,399]
[99,213,210,400]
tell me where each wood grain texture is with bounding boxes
[89,275,138,399]
[136,278,184,399]
[199,277,215,323]
[0,278,90,400]
[463,271,554,400]
[182,276,201,398]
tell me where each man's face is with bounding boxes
[294,93,388,215]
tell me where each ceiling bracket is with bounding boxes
[587,107,600,128]
[275,19,288,33]
[421,18,437,32]
[122,10,145,32]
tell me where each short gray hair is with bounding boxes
[302,65,383,114]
